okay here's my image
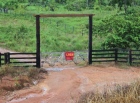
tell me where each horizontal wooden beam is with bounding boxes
[34,14,95,18]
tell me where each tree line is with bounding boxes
[0,0,140,13]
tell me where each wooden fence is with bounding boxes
[92,49,140,65]
[0,52,37,67]
[0,49,140,67]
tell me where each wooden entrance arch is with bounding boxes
[34,14,94,68]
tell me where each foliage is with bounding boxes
[109,0,140,13]
[94,12,140,49]
[0,0,18,13]
[0,0,140,52]
[65,0,87,11]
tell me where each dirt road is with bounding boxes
[1,65,139,103]
[0,47,15,53]
[1,47,140,103]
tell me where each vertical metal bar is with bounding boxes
[36,15,41,68]
[88,15,93,64]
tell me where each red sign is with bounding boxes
[65,52,74,60]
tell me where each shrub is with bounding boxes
[94,12,140,49]
[78,80,140,103]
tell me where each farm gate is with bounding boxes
[35,14,94,68]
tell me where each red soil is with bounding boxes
[1,64,140,103]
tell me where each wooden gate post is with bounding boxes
[36,15,41,68]
[88,15,93,64]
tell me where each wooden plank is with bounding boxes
[14,65,37,67]
[10,61,36,63]
[92,60,114,62]
[117,53,128,55]
[132,62,140,64]
[34,14,95,18]
[10,57,36,59]
[131,54,140,56]
[92,53,114,55]
[117,57,127,59]
[92,57,115,59]
[92,49,115,52]
[117,60,127,62]
[10,53,36,55]
[131,50,140,52]
[132,57,140,60]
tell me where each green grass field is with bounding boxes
[0,8,118,52]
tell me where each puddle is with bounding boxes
[7,93,43,103]
[42,87,48,95]
[45,68,64,71]
[44,67,75,72]
[6,98,27,103]
[7,87,49,103]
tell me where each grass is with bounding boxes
[78,80,140,103]
[0,8,118,52]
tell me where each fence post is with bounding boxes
[129,49,132,65]
[4,53,7,64]
[88,15,93,65]
[115,48,118,64]
[4,52,10,65]
[36,15,41,68]
[7,52,10,64]
[0,53,1,66]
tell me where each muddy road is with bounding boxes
[1,65,140,103]
[1,47,140,103]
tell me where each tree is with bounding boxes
[109,0,133,13]
[55,0,67,4]
[0,0,18,13]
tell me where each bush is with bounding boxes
[94,12,140,49]
[126,6,140,15]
